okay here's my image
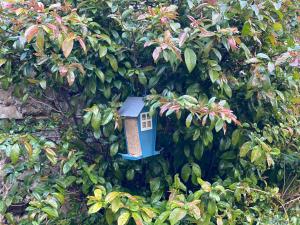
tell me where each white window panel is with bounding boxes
[140,112,152,131]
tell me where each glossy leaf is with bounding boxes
[184,48,197,73]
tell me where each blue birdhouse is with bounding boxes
[118,97,159,160]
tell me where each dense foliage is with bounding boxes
[0,0,299,224]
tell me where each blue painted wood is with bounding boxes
[137,107,157,157]
[120,102,159,160]
[118,97,145,117]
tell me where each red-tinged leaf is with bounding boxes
[152,47,162,62]
[62,38,74,58]
[228,37,237,51]
[78,37,87,54]
[55,15,62,24]
[132,212,143,225]
[144,41,153,47]
[36,2,44,12]
[204,0,217,5]
[1,2,13,9]
[46,23,58,33]
[59,66,68,76]
[138,13,149,20]
[179,31,188,47]
[160,103,171,116]
[25,25,39,42]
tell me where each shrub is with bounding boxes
[0,0,299,224]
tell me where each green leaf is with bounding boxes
[41,206,59,218]
[83,111,92,126]
[138,72,147,85]
[240,141,252,157]
[184,48,197,73]
[102,111,114,125]
[95,69,105,83]
[207,200,217,215]
[242,22,252,36]
[169,208,187,225]
[215,118,224,132]
[10,143,20,164]
[118,210,130,225]
[110,143,119,157]
[105,209,114,225]
[63,158,76,174]
[91,112,101,131]
[223,83,232,98]
[39,80,46,90]
[126,169,135,180]
[186,113,193,128]
[256,53,270,60]
[107,54,118,72]
[155,211,170,225]
[194,141,204,160]
[150,178,161,192]
[271,148,281,156]
[99,46,108,58]
[181,163,191,182]
[88,202,103,214]
[251,146,262,162]
[192,163,201,177]
[209,69,219,83]
[36,29,44,51]
[98,34,112,45]
[231,129,240,146]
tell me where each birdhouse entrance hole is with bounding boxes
[124,118,142,157]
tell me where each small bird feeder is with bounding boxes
[118,97,159,160]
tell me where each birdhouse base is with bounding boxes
[120,151,160,160]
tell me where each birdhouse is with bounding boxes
[118,97,159,160]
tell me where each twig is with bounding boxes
[28,96,63,114]
[283,175,297,197]
[284,196,300,207]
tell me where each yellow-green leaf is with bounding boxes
[185,113,193,128]
[169,208,186,225]
[0,59,7,67]
[36,29,44,51]
[10,143,20,164]
[105,192,120,203]
[88,202,103,214]
[240,141,252,157]
[107,54,118,72]
[273,22,282,31]
[94,189,102,200]
[24,141,33,157]
[251,146,262,163]
[118,211,130,225]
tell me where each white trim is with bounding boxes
[140,112,152,131]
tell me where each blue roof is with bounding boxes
[118,97,145,117]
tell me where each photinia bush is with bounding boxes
[0,0,299,224]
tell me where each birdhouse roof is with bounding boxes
[118,97,146,117]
